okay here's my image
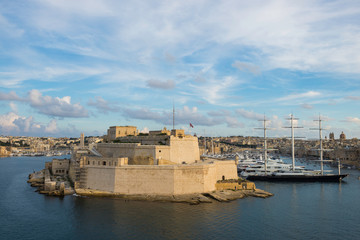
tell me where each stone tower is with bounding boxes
[339,131,346,141]
[80,133,84,148]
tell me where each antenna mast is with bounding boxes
[172,101,175,130]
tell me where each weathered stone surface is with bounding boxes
[205,192,230,202]
[30,182,44,188]
[244,189,274,198]
[74,187,273,204]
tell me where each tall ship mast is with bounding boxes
[284,114,303,171]
[244,114,348,182]
[255,116,270,174]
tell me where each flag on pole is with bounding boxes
[190,123,194,128]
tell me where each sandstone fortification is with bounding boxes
[28,126,273,203]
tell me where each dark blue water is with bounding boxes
[1,156,360,240]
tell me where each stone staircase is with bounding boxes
[79,168,88,189]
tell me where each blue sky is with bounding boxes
[1,0,360,138]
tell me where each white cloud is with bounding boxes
[122,105,244,128]
[300,103,313,109]
[345,96,360,101]
[224,116,244,128]
[236,109,263,120]
[232,61,260,75]
[191,76,240,105]
[0,112,21,133]
[276,91,322,102]
[45,119,58,133]
[0,112,59,136]
[9,102,18,112]
[0,91,22,101]
[344,117,360,125]
[88,96,119,114]
[140,127,149,133]
[146,79,175,90]
[28,90,88,118]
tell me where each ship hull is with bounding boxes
[246,174,348,182]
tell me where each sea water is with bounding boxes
[1,156,360,240]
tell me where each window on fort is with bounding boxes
[98,161,100,165]
[109,162,112,166]
[115,162,117,166]
[87,161,90,165]
[159,150,161,152]
[103,161,106,166]
[92,161,95,165]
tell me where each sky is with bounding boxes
[1,0,360,139]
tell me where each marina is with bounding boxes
[237,115,348,182]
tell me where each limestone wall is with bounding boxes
[215,182,256,191]
[80,160,237,195]
[96,143,173,165]
[169,136,200,164]
[86,167,116,192]
[213,160,238,180]
[51,158,70,175]
[113,166,175,194]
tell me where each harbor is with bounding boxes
[1,155,360,239]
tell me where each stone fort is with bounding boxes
[59,126,238,196]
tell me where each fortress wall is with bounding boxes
[154,146,171,164]
[81,160,237,195]
[113,166,175,195]
[132,146,156,165]
[173,165,216,194]
[97,143,173,165]
[169,136,200,164]
[86,166,116,192]
[96,143,139,163]
[117,135,169,145]
[214,160,238,181]
[202,164,218,192]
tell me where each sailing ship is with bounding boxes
[242,114,348,182]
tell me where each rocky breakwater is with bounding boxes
[28,169,74,196]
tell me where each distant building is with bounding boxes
[340,131,346,141]
[149,127,171,136]
[329,132,335,141]
[107,126,138,141]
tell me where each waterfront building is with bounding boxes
[46,126,238,196]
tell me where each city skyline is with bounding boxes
[1,0,360,138]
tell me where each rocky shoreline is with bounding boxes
[28,170,75,196]
[74,188,273,205]
[28,170,273,204]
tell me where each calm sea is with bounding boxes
[1,156,360,240]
